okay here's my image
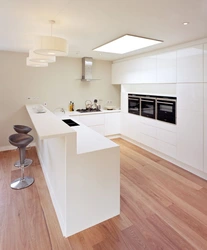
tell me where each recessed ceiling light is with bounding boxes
[183,22,189,25]
[93,34,163,54]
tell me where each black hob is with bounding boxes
[76,108,101,113]
[62,119,79,127]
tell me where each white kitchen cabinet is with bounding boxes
[121,92,128,113]
[112,55,156,84]
[78,114,105,135]
[105,113,121,136]
[140,55,157,83]
[157,51,176,83]
[204,84,207,173]
[125,58,142,84]
[176,83,204,171]
[156,140,177,159]
[111,61,129,84]
[121,113,141,142]
[177,44,203,83]
[156,128,176,146]
[140,122,157,138]
[204,44,207,82]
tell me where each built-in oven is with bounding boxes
[157,97,176,124]
[141,97,156,119]
[128,94,140,115]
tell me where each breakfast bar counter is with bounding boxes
[26,104,120,237]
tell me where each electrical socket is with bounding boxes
[106,100,112,104]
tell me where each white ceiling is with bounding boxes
[0,0,207,61]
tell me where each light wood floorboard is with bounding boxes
[0,138,207,249]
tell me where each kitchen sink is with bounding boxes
[62,119,80,127]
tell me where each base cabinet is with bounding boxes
[105,113,121,136]
[78,114,105,135]
[71,112,121,136]
[121,113,141,142]
[121,113,177,159]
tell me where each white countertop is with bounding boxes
[26,104,118,154]
[26,105,75,140]
[72,124,118,154]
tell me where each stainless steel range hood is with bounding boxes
[81,57,99,81]
[82,57,93,81]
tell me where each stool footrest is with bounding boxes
[14,159,33,168]
[10,177,34,189]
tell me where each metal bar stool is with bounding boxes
[9,133,34,189]
[13,125,33,168]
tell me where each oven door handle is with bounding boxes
[129,98,139,101]
[141,99,155,103]
[157,98,176,102]
[157,101,174,105]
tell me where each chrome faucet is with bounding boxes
[61,108,65,114]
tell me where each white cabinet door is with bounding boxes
[140,55,157,83]
[125,58,142,84]
[78,114,105,126]
[177,44,203,83]
[121,92,128,113]
[121,113,141,142]
[157,51,176,83]
[204,84,207,173]
[204,44,207,82]
[78,114,105,135]
[176,83,204,171]
[105,113,121,136]
[112,61,129,84]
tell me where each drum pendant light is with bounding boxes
[33,20,68,56]
[29,50,56,63]
[26,57,48,67]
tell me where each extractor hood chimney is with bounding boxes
[82,57,93,81]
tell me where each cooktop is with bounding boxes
[62,119,80,127]
[76,108,101,113]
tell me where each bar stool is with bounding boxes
[9,133,34,189]
[13,125,33,168]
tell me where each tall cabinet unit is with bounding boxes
[176,44,204,171]
[176,83,204,171]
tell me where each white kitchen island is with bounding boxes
[25,105,120,237]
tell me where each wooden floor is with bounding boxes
[1,138,207,250]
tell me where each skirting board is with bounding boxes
[120,135,207,181]
[35,145,66,237]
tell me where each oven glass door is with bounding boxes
[157,101,176,124]
[141,99,155,119]
[128,98,140,115]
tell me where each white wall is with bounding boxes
[0,51,120,148]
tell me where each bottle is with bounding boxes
[72,102,74,111]
[68,101,73,111]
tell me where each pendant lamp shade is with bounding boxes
[26,57,48,67]
[33,36,68,56]
[29,50,56,63]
